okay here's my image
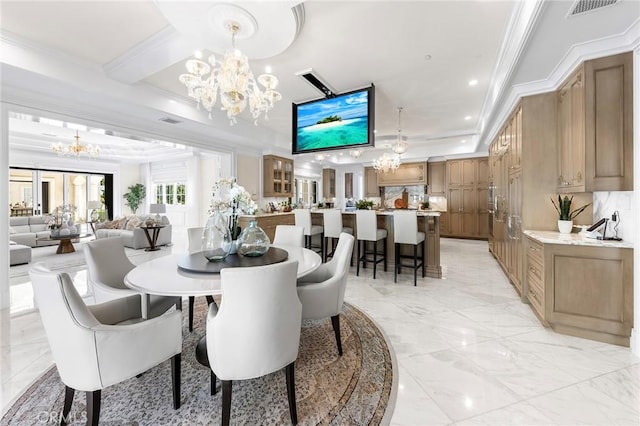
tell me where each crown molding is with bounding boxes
[480,16,640,148]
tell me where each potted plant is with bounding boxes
[550,195,591,234]
[420,200,430,210]
[355,199,375,210]
[123,183,146,215]
[279,200,292,212]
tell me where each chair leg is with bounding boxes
[356,240,360,276]
[373,240,377,279]
[383,237,388,271]
[320,233,324,259]
[323,237,327,262]
[171,353,181,409]
[60,386,75,426]
[221,380,233,426]
[188,297,195,332]
[394,243,398,283]
[413,244,418,287]
[86,390,101,426]
[206,295,215,305]
[211,370,217,395]
[285,362,298,425]
[422,240,426,278]
[331,315,343,356]
[175,297,182,311]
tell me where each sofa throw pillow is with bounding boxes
[126,217,142,230]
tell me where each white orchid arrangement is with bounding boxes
[209,177,257,239]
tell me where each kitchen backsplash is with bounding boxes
[593,191,635,243]
[384,185,426,208]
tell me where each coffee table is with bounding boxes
[49,233,90,254]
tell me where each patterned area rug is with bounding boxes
[1,299,395,425]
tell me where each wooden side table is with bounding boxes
[139,225,166,251]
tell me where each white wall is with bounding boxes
[236,153,260,203]
[119,163,142,216]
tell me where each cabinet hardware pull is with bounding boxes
[529,290,539,302]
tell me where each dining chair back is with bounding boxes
[273,225,304,247]
[322,209,353,262]
[85,236,180,318]
[206,261,301,425]
[187,227,204,253]
[355,210,387,279]
[294,209,324,254]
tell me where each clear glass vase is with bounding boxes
[238,220,270,257]
[202,209,232,261]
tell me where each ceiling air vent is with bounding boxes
[159,117,181,125]
[568,0,618,17]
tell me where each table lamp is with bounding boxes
[150,203,166,223]
[87,201,102,222]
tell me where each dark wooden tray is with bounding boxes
[177,247,288,274]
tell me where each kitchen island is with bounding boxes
[239,210,442,278]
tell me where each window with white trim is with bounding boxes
[154,183,186,205]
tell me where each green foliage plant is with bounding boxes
[123,183,146,214]
[550,195,590,221]
[355,199,374,210]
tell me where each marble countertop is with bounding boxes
[241,209,441,217]
[523,230,634,248]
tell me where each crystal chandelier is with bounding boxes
[178,22,282,126]
[51,131,100,158]
[372,152,401,173]
[391,106,408,155]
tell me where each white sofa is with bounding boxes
[9,216,59,248]
[95,215,172,250]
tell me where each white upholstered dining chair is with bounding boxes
[29,263,182,425]
[393,210,425,286]
[272,224,304,247]
[84,236,181,318]
[296,232,354,356]
[206,261,302,426]
[294,208,324,254]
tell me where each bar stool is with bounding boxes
[294,209,324,256]
[392,210,425,286]
[355,210,387,279]
[323,210,353,262]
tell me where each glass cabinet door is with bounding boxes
[273,159,283,194]
[283,161,293,194]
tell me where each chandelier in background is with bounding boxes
[391,106,408,154]
[373,152,401,173]
[178,21,282,126]
[51,131,100,158]
[373,106,406,173]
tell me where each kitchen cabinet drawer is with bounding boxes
[527,239,543,264]
[527,274,545,319]
[527,256,544,284]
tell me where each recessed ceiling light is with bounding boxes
[194,50,203,59]
[464,116,472,120]
[468,79,478,86]
[424,54,432,61]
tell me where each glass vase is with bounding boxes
[238,220,270,257]
[202,209,232,261]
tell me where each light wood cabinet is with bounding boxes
[377,162,427,186]
[557,52,633,192]
[489,92,560,297]
[445,157,489,239]
[263,155,293,197]
[524,236,634,347]
[322,168,336,199]
[427,161,446,196]
[439,212,449,236]
[344,173,353,199]
[364,167,380,197]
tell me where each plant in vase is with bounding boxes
[279,200,292,212]
[355,199,375,210]
[207,178,258,257]
[550,195,591,234]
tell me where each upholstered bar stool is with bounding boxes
[392,210,425,286]
[355,210,387,279]
[294,209,324,256]
[322,210,353,262]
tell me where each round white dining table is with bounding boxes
[124,245,322,298]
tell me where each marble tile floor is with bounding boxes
[2,237,639,425]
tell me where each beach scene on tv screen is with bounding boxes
[296,90,369,151]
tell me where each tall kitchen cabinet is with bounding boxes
[489,93,565,296]
[446,158,488,239]
[557,52,633,193]
[322,168,336,199]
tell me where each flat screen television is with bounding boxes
[292,85,375,154]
